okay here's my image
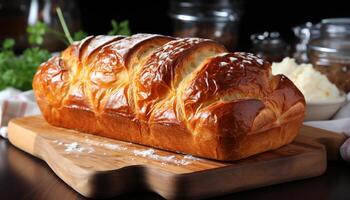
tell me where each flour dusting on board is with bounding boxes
[102,143,127,151]
[51,140,200,166]
[64,142,95,154]
[82,138,128,151]
[183,155,200,161]
[133,148,201,166]
[52,140,63,145]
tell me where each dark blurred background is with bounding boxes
[78,0,349,50]
[1,0,349,51]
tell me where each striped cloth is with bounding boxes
[1,87,350,161]
[0,87,40,138]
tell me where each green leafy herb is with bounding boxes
[73,30,88,41]
[0,23,51,91]
[0,8,132,91]
[26,21,47,46]
[2,39,15,50]
[108,20,131,36]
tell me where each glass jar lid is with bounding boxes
[321,18,350,37]
[250,32,287,48]
[309,40,350,59]
[293,22,321,40]
[309,18,350,60]
[169,0,242,22]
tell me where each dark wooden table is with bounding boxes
[1,138,350,200]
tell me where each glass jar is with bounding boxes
[308,18,350,92]
[169,0,242,51]
[0,0,81,52]
[250,31,289,62]
[292,22,320,63]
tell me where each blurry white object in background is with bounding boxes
[305,92,350,133]
[304,93,350,161]
[333,92,350,119]
[0,87,40,138]
[305,95,346,121]
[272,57,342,102]
[0,127,8,139]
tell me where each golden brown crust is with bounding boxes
[135,38,227,120]
[33,34,305,161]
[180,53,271,120]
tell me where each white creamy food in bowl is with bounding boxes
[272,57,346,121]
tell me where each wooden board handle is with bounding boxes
[8,120,37,157]
[299,125,347,160]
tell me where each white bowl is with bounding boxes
[305,95,347,121]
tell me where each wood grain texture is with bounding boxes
[8,116,326,199]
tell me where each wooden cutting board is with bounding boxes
[8,116,326,199]
[299,126,347,161]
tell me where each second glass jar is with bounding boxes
[169,0,242,51]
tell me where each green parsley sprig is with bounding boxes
[0,7,131,91]
[0,24,51,91]
[108,20,131,36]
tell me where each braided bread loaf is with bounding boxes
[33,34,305,161]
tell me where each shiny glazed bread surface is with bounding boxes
[33,34,305,160]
